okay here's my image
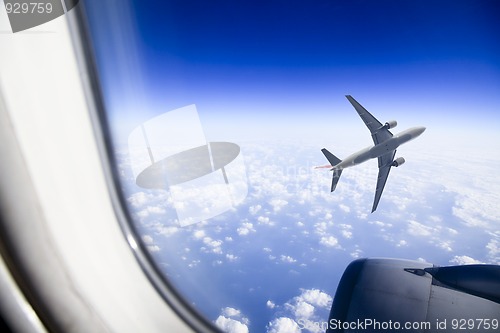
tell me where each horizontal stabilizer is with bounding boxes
[331,169,343,192]
[321,148,342,167]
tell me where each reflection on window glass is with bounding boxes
[82,1,500,331]
[128,105,247,226]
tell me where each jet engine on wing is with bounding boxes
[384,120,397,129]
[392,157,405,167]
[327,258,500,333]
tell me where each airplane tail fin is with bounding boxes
[321,148,343,192]
[321,148,342,166]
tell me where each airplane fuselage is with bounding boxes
[332,126,426,170]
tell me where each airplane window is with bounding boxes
[80,1,500,332]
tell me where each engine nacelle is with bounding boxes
[384,120,397,129]
[327,259,500,333]
[392,157,405,167]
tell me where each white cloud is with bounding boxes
[146,245,160,252]
[142,235,154,244]
[249,204,262,215]
[339,204,350,213]
[404,145,500,233]
[369,220,393,228]
[193,230,205,239]
[357,212,368,219]
[136,205,166,218]
[429,215,442,223]
[269,198,288,212]
[199,236,223,254]
[320,236,339,248]
[446,227,458,235]
[188,259,200,268]
[267,317,300,333]
[127,192,151,207]
[222,307,242,318]
[226,254,238,262]
[450,255,484,265]
[157,225,178,237]
[142,234,160,252]
[203,237,222,248]
[237,222,255,236]
[215,307,250,333]
[147,205,166,214]
[257,216,274,226]
[396,240,408,247]
[314,222,328,235]
[341,230,352,239]
[313,220,336,244]
[486,239,500,263]
[438,241,453,252]
[338,224,353,239]
[268,288,333,333]
[299,289,332,308]
[215,316,249,333]
[280,255,297,264]
[266,300,276,309]
[451,187,500,229]
[292,301,314,319]
[350,248,363,258]
[407,220,433,237]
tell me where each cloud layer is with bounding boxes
[116,135,500,331]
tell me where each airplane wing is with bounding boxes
[372,150,396,212]
[346,95,393,145]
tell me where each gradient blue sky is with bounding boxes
[84,0,500,143]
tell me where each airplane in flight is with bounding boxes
[318,95,426,212]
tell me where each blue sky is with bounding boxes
[84,0,500,142]
[137,0,500,116]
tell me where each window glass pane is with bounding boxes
[82,1,500,331]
